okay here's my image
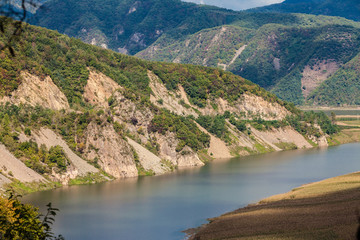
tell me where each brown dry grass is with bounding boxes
[192,173,360,240]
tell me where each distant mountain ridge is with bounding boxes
[31,0,245,54]
[249,0,360,22]
[138,15,360,105]
[0,20,337,193]
[30,0,360,106]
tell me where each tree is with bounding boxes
[330,111,336,125]
[0,191,64,240]
[0,0,39,55]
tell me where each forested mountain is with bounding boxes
[31,0,241,54]
[138,15,360,105]
[250,0,360,22]
[0,20,336,193]
[31,0,305,55]
[30,0,360,106]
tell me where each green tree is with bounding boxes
[48,146,68,171]
[0,191,64,240]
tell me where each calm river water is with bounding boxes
[24,143,360,240]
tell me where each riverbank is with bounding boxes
[3,115,360,196]
[327,116,360,145]
[189,172,360,240]
[187,116,360,240]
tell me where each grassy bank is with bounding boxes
[191,172,360,240]
[327,117,360,145]
[190,115,360,240]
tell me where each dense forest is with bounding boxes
[250,0,360,22]
[29,0,360,106]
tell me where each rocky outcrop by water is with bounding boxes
[0,68,329,193]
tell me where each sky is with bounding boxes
[182,0,285,11]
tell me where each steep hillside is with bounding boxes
[0,21,337,193]
[31,0,303,55]
[138,15,360,105]
[250,0,360,22]
[307,52,360,105]
[31,0,360,106]
[31,0,238,54]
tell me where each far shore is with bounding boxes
[187,117,360,240]
[300,105,360,111]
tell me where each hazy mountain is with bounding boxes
[30,0,360,106]
[31,0,245,54]
[138,14,360,105]
[250,0,360,22]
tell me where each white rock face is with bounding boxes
[148,70,198,117]
[127,138,168,175]
[250,126,313,150]
[156,132,204,167]
[85,122,138,178]
[195,122,232,159]
[0,144,45,182]
[1,72,69,110]
[34,128,99,177]
[83,70,121,107]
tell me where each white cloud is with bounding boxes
[200,0,205,4]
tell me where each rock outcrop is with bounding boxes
[250,126,313,150]
[83,70,121,107]
[148,70,290,120]
[1,72,69,110]
[127,138,168,175]
[84,122,138,178]
[0,144,45,183]
[148,70,198,117]
[33,128,99,184]
[156,132,204,167]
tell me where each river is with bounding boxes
[24,143,360,240]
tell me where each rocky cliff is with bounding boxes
[0,22,335,193]
[0,69,330,193]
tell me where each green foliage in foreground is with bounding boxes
[0,192,64,240]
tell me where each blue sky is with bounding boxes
[182,0,285,10]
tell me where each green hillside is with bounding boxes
[307,53,360,105]
[0,20,340,193]
[250,0,360,22]
[31,0,238,54]
[0,22,285,109]
[31,0,302,55]
[30,0,360,106]
[138,14,360,105]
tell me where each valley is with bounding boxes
[1,0,360,239]
[29,0,360,106]
[0,20,340,195]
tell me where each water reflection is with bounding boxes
[23,143,359,240]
